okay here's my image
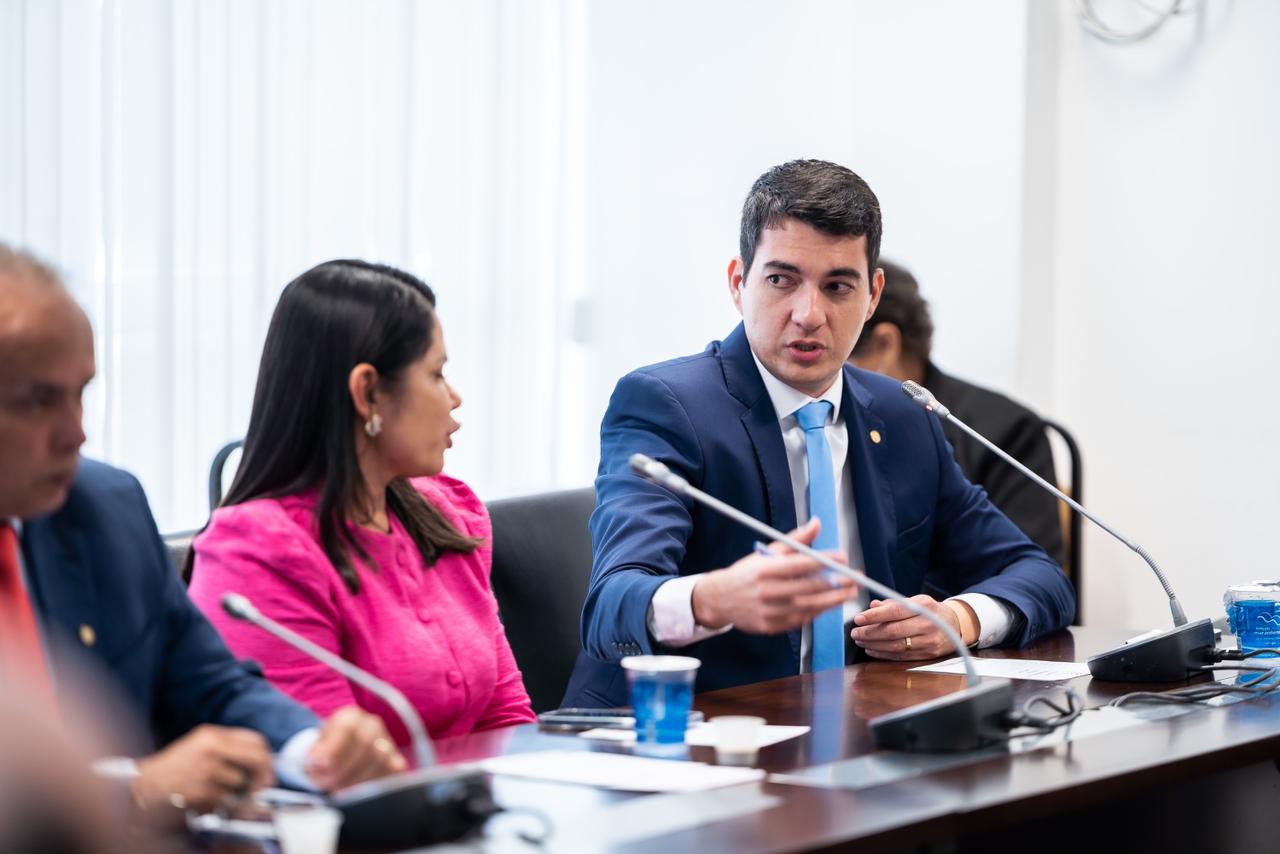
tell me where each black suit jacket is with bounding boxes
[925,363,1066,567]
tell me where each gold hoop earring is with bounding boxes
[364,413,382,438]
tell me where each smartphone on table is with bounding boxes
[536,707,705,732]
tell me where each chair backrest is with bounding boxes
[485,487,596,713]
[1042,419,1083,624]
[208,439,244,512]
[163,530,195,578]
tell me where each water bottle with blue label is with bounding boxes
[1224,581,1280,657]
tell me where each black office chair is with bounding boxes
[208,439,244,511]
[158,440,242,582]
[1043,419,1083,624]
[163,530,195,577]
[486,487,596,713]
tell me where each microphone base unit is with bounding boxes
[330,765,499,849]
[1086,617,1216,682]
[868,679,1014,752]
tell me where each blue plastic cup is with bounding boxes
[621,655,700,748]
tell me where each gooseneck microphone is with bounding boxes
[629,453,1016,752]
[222,592,435,768]
[221,592,498,848]
[902,380,1187,626]
[899,381,1214,682]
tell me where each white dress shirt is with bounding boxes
[646,357,1014,658]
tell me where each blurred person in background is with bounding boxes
[189,260,534,750]
[848,259,1065,566]
[0,244,403,818]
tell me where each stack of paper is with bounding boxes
[479,750,765,792]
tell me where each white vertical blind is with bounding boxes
[1,0,590,531]
[4,0,1035,547]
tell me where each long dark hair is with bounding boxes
[191,259,480,593]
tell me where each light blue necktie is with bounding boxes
[795,401,844,672]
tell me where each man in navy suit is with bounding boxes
[0,245,403,813]
[564,160,1075,707]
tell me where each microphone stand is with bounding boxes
[222,593,499,848]
[629,454,1015,752]
[900,381,1214,682]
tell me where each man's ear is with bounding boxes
[867,266,886,318]
[727,257,746,316]
[348,364,379,421]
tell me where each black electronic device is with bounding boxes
[330,765,499,850]
[537,707,705,731]
[865,680,1015,752]
[1086,619,1216,681]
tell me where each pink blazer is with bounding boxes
[188,476,534,749]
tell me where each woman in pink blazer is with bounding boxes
[188,260,534,753]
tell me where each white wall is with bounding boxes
[10,0,1273,638]
[1024,1,1280,629]
[581,0,1033,430]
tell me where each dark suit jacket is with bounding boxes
[563,325,1075,707]
[925,363,1066,567]
[20,459,316,752]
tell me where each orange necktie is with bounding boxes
[0,522,56,705]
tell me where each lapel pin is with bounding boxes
[79,624,96,647]
[869,430,882,444]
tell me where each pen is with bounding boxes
[753,540,846,588]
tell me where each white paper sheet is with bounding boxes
[909,657,1091,681]
[578,722,809,748]
[478,750,765,792]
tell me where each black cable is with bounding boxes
[1214,647,1280,661]
[999,688,1084,738]
[484,806,554,847]
[1109,665,1280,708]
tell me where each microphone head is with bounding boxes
[628,453,690,492]
[221,592,258,622]
[900,380,950,420]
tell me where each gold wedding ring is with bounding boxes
[904,636,913,652]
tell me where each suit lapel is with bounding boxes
[720,325,797,533]
[22,508,100,666]
[841,369,897,589]
[718,324,801,664]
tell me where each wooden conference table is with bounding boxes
[414,626,1280,853]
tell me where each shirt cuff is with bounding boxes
[951,593,1014,649]
[646,575,734,647]
[92,756,140,781]
[275,726,321,791]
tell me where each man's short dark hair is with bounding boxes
[851,259,934,361]
[739,159,882,277]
